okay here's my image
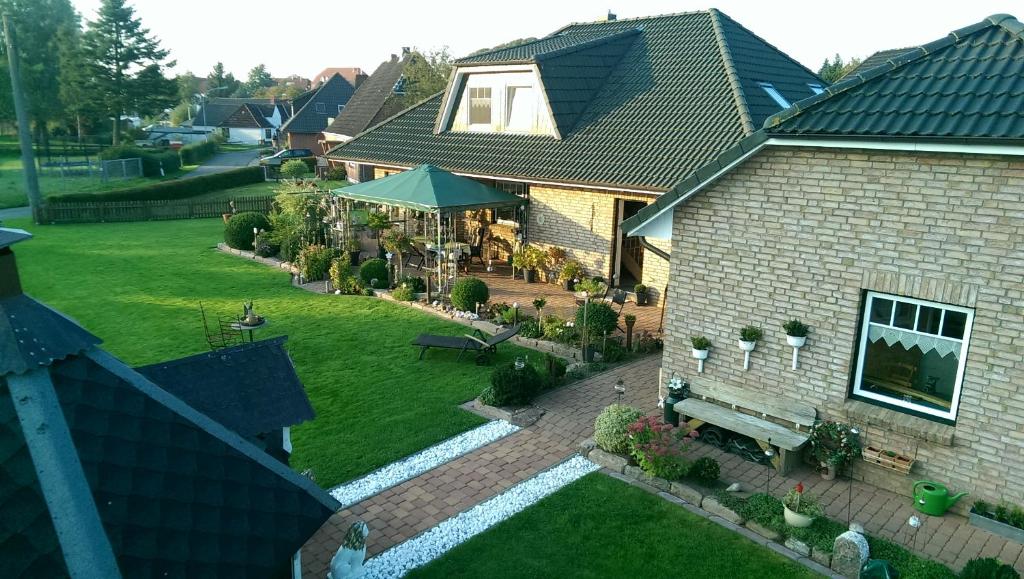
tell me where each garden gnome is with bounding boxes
[327,521,369,579]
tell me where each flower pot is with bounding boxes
[786,335,807,348]
[738,340,757,352]
[820,462,837,481]
[524,269,536,283]
[784,505,815,528]
[636,293,649,306]
[692,348,709,360]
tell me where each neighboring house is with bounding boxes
[136,336,315,465]
[192,97,291,144]
[623,14,1024,509]
[0,228,338,578]
[841,47,914,79]
[310,67,367,89]
[326,11,823,299]
[280,73,360,151]
[137,124,209,147]
[321,50,413,162]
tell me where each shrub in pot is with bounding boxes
[224,212,271,250]
[480,362,543,407]
[593,404,645,454]
[782,482,822,527]
[450,276,490,312]
[634,284,650,306]
[738,325,763,350]
[783,319,809,347]
[691,336,711,359]
[558,260,584,291]
[359,258,389,288]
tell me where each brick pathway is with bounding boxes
[302,355,1022,575]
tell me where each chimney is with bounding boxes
[601,10,617,21]
[402,46,411,56]
[390,53,399,63]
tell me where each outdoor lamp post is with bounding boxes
[765,441,776,493]
[512,302,519,325]
[848,426,860,526]
[252,227,259,259]
[385,252,394,288]
[614,378,625,403]
[581,290,590,361]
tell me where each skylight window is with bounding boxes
[808,83,825,95]
[314,102,326,114]
[759,82,790,108]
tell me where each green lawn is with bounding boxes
[408,473,820,578]
[9,217,531,487]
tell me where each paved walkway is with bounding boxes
[183,148,260,178]
[0,206,31,221]
[301,355,1023,575]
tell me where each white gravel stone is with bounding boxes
[329,420,520,508]
[364,455,600,578]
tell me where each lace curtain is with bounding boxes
[868,325,961,359]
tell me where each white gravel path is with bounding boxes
[363,455,600,578]
[328,420,520,508]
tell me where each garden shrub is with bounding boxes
[689,456,720,484]
[575,301,619,339]
[398,275,425,293]
[178,140,217,165]
[359,258,389,287]
[254,235,278,257]
[278,231,303,263]
[325,165,348,181]
[224,212,271,249]
[635,331,663,354]
[329,258,362,294]
[297,244,336,280]
[281,159,309,179]
[450,277,489,312]
[542,315,576,344]
[100,144,181,177]
[960,558,1019,579]
[600,338,627,363]
[362,287,375,296]
[593,404,645,454]
[544,353,567,386]
[391,284,416,301]
[627,415,695,480]
[52,165,266,202]
[480,362,543,407]
[519,317,543,339]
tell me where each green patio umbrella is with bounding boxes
[330,164,525,212]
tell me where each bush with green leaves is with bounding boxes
[519,317,543,339]
[359,258,389,288]
[691,336,712,350]
[545,353,567,384]
[325,165,347,181]
[398,275,426,293]
[542,315,576,344]
[178,140,217,165]
[254,234,278,257]
[601,338,627,363]
[280,159,309,179]
[99,144,181,177]
[689,456,720,484]
[297,244,336,280]
[739,325,764,342]
[52,166,266,202]
[224,212,271,249]
[575,301,619,339]
[391,284,416,301]
[329,258,362,294]
[450,277,489,312]
[783,319,809,337]
[959,558,1019,579]
[593,404,645,454]
[481,362,543,407]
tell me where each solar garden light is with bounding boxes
[848,426,860,526]
[764,440,775,493]
[512,302,519,325]
[614,378,625,403]
[252,227,259,259]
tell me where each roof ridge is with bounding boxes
[557,8,712,30]
[763,14,1017,130]
[533,27,641,63]
[325,91,444,156]
[708,9,755,135]
[712,9,824,83]
[280,80,328,133]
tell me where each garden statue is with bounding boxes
[327,521,369,579]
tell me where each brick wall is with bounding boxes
[662,147,1024,506]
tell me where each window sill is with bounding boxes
[843,400,955,446]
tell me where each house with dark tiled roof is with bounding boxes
[192,97,291,145]
[280,73,360,151]
[841,47,914,79]
[326,11,823,301]
[0,229,338,578]
[623,14,1024,511]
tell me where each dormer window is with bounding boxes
[469,87,492,125]
[505,86,535,131]
[758,82,790,108]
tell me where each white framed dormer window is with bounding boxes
[505,86,536,131]
[852,291,974,421]
[468,87,492,126]
[808,83,825,95]
[315,102,326,114]
[441,67,556,136]
[759,82,790,108]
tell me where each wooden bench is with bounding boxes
[674,381,816,474]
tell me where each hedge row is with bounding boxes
[51,166,267,202]
[179,141,218,165]
[100,145,181,177]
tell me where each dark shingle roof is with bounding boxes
[623,14,1024,235]
[220,103,274,129]
[328,10,822,191]
[0,294,100,376]
[281,74,358,135]
[193,98,278,128]
[324,55,411,139]
[136,337,315,437]
[841,47,915,79]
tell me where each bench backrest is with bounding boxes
[688,380,816,429]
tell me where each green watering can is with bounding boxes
[913,481,968,516]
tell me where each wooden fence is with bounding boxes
[37,195,275,224]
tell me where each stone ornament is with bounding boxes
[831,529,869,578]
[328,521,369,579]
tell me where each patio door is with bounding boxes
[614,200,645,288]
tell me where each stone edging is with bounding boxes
[217,243,300,275]
[582,442,843,578]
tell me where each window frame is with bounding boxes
[468,86,493,127]
[851,291,974,421]
[314,102,327,114]
[758,82,791,108]
[504,85,535,132]
[807,83,825,95]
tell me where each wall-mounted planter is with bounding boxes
[738,340,756,370]
[969,509,1024,544]
[861,446,914,475]
[692,348,709,373]
[786,334,806,370]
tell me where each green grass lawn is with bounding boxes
[9,217,531,488]
[408,473,820,579]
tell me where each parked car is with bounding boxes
[259,148,316,170]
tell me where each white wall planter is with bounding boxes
[692,348,709,373]
[786,335,806,370]
[738,340,756,370]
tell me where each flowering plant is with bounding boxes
[808,420,860,469]
[627,415,699,481]
[782,482,823,517]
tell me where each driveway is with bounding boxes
[184,148,260,178]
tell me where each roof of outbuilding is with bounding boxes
[327,10,822,192]
[281,73,358,135]
[622,13,1024,235]
[136,336,315,437]
[841,47,915,79]
[323,55,412,140]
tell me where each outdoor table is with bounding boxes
[230,319,267,343]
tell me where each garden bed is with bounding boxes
[969,504,1024,544]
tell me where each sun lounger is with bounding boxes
[411,325,520,364]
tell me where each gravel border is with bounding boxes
[363,455,600,578]
[328,420,520,508]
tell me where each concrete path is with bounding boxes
[183,148,260,178]
[0,206,30,221]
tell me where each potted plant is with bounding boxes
[808,420,860,480]
[783,319,809,369]
[783,483,823,528]
[574,277,605,300]
[624,314,637,350]
[558,260,585,291]
[546,247,567,284]
[738,325,763,371]
[634,284,650,306]
[691,336,711,373]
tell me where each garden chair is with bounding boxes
[411,325,520,365]
[199,303,244,351]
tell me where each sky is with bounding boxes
[70,0,1020,80]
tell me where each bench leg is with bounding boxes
[776,449,799,475]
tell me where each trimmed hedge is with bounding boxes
[51,166,266,202]
[359,258,390,288]
[179,141,218,165]
[100,145,181,177]
[224,212,271,249]
[450,277,489,312]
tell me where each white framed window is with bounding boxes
[852,291,974,421]
[314,102,326,114]
[492,180,528,230]
[338,104,345,114]
[808,83,825,95]
[505,86,535,132]
[758,82,790,108]
[469,87,492,125]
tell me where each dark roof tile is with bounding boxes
[281,74,358,135]
[324,56,411,140]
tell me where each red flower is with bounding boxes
[795,482,804,494]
